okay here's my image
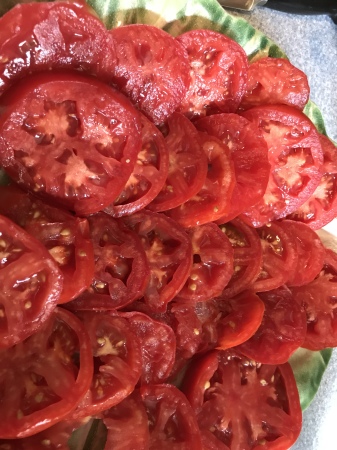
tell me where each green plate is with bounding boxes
[0,0,334,446]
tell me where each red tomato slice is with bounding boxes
[120,311,176,385]
[278,219,325,287]
[140,384,203,450]
[166,132,236,227]
[290,248,337,350]
[109,24,190,124]
[239,57,310,111]
[196,113,270,222]
[237,286,307,364]
[241,104,324,226]
[104,114,169,217]
[182,350,302,450]
[0,307,93,439]
[0,214,63,349]
[287,134,337,229]
[103,390,150,450]
[0,1,116,96]
[123,210,193,312]
[218,219,263,299]
[68,213,150,311]
[148,113,208,212]
[0,71,142,215]
[177,223,234,302]
[0,184,94,304]
[176,29,248,120]
[69,311,142,420]
[253,220,298,292]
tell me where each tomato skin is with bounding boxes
[236,286,307,364]
[109,24,190,124]
[0,307,93,439]
[0,71,142,215]
[182,350,302,450]
[239,57,310,111]
[0,214,63,349]
[0,1,115,95]
[241,104,324,226]
[176,29,248,120]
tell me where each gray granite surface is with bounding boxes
[227,6,337,450]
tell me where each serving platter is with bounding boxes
[0,1,336,449]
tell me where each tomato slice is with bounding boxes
[68,212,150,311]
[0,184,94,304]
[148,113,208,212]
[278,219,326,287]
[253,220,298,292]
[0,71,142,215]
[237,286,307,364]
[0,214,63,349]
[287,134,337,229]
[218,219,263,299]
[109,24,190,124]
[176,29,248,120]
[123,211,193,312]
[121,311,176,385]
[69,311,142,420]
[239,57,310,111]
[0,1,115,96]
[196,113,270,222]
[182,350,302,450]
[166,132,236,227]
[241,104,324,226]
[290,248,337,350]
[177,223,234,302]
[140,384,203,450]
[0,307,93,439]
[104,114,169,217]
[102,390,150,450]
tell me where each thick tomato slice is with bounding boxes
[253,220,298,292]
[148,113,208,212]
[102,390,150,450]
[0,214,63,349]
[120,311,176,385]
[109,24,190,124]
[290,248,337,350]
[239,57,310,111]
[176,29,248,120]
[104,114,169,217]
[278,219,325,287]
[287,134,337,229]
[241,104,324,226]
[68,212,150,311]
[69,311,142,420]
[123,210,193,312]
[140,384,203,450]
[0,307,93,439]
[237,286,307,364]
[196,113,270,222]
[0,71,142,215]
[0,1,115,96]
[182,350,302,450]
[0,184,94,304]
[218,219,263,299]
[166,132,236,227]
[177,223,234,302]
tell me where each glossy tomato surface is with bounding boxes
[0,71,142,215]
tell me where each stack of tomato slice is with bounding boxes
[0,1,336,449]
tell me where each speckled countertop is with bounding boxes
[228,6,337,449]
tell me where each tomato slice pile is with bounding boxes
[0,2,336,449]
